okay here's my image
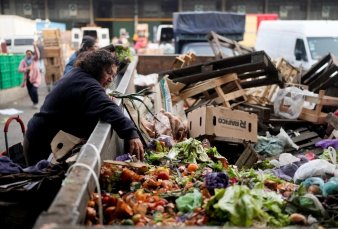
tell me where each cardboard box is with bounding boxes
[187,106,258,142]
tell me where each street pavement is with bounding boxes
[0,82,49,153]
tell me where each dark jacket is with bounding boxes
[26,67,139,157]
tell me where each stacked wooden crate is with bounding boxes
[42,29,64,89]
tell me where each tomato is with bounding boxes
[157,171,170,180]
[187,163,198,172]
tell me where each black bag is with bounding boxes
[6,143,26,168]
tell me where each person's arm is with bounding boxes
[128,138,144,161]
[33,43,40,61]
[18,60,27,73]
[84,84,144,160]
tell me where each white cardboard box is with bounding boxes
[187,106,258,142]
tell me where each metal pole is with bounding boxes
[9,0,15,14]
[178,0,182,12]
[134,0,138,35]
[222,0,226,11]
[264,0,268,13]
[89,0,94,25]
[44,0,49,20]
[306,0,311,20]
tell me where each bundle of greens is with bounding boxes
[206,185,290,227]
[115,45,133,63]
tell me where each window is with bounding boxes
[294,38,307,61]
[14,38,34,46]
[307,37,338,60]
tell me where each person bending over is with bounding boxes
[23,49,144,166]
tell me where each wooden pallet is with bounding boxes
[280,90,338,124]
[178,73,247,108]
[246,58,300,106]
[172,52,196,69]
[286,127,322,152]
[301,53,338,93]
[160,51,282,89]
[207,31,255,59]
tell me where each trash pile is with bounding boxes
[85,34,338,228]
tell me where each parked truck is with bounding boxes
[173,11,246,54]
[255,20,338,70]
[0,15,37,54]
[239,13,278,47]
[71,26,110,49]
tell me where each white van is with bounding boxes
[255,20,338,70]
[4,35,34,54]
[71,27,110,49]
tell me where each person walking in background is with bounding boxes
[63,35,98,76]
[18,42,41,109]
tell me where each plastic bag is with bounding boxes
[270,153,300,168]
[276,128,299,150]
[315,139,338,149]
[322,177,338,197]
[273,87,304,119]
[293,159,336,182]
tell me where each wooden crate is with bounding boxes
[45,67,63,85]
[172,52,196,69]
[42,29,61,39]
[161,51,281,89]
[207,31,255,60]
[43,38,61,47]
[301,53,338,93]
[246,58,301,106]
[286,127,321,152]
[280,90,338,124]
[177,73,248,108]
[44,47,62,58]
[44,57,63,67]
[235,142,258,169]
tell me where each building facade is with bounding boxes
[1,0,337,41]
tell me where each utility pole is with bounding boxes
[134,0,138,34]
[264,0,269,13]
[306,0,311,20]
[221,0,226,11]
[89,0,94,25]
[44,0,49,20]
[178,0,182,12]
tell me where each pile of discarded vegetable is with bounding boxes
[84,137,338,228]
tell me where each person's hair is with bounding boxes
[74,49,120,81]
[77,35,97,54]
[26,49,33,54]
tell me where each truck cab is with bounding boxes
[71,26,110,49]
[173,12,245,54]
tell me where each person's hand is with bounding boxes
[128,138,144,161]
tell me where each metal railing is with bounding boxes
[34,57,138,228]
